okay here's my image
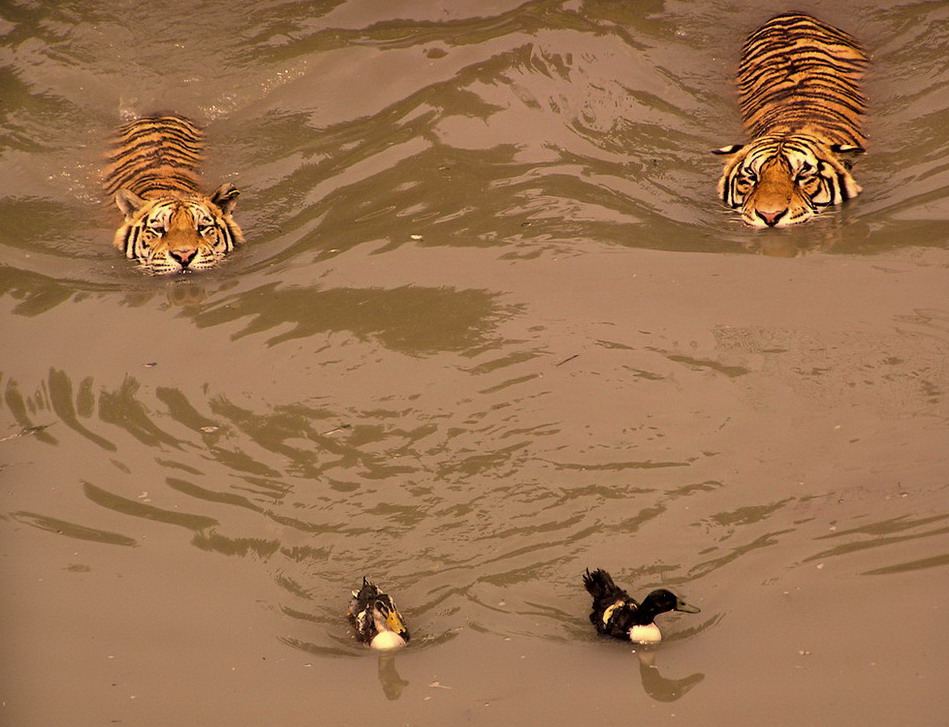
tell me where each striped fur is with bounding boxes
[714,14,869,227]
[103,115,243,273]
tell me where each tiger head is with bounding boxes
[713,135,863,227]
[113,184,244,274]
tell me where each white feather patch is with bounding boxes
[629,623,662,644]
[370,631,407,650]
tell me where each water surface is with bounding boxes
[2,1,948,725]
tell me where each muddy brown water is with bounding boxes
[2,1,948,725]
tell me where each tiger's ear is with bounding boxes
[211,183,240,215]
[115,188,146,219]
[829,143,865,156]
[712,144,744,156]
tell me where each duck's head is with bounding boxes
[637,589,701,622]
[627,589,701,644]
[368,594,410,650]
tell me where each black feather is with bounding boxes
[583,568,642,639]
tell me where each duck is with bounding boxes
[582,568,700,644]
[347,577,410,650]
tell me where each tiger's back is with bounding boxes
[103,115,243,274]
[738,14,867,146]
[715,14,869,227]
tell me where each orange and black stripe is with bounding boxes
[104,115,204,199]
[736,13,868,147]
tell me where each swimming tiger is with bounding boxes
[714,13,869,227]
[103,114,244,274]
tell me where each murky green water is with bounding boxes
[2,1,948,725]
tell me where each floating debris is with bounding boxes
[0,425,51,443]
[322,424,352,436]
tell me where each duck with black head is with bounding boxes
[583,568,700,644]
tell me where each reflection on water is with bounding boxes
[635,648,704,702]
[191,283,508,352]
[9,509,137,547]
[805,513,949,569]
[2,1,949,725]
[377,652,410,701]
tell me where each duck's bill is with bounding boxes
[675,600,701,614]
[386,610,410,640]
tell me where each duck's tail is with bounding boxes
[348,576,380,620]
[352,576,380,600]
[582,568,626,603]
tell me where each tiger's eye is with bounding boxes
[797,167,817,182]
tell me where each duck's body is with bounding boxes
[347,577,410,650]
[582,568,700,644]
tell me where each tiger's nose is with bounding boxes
[756,208,788,227]
[170,248,197,267]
